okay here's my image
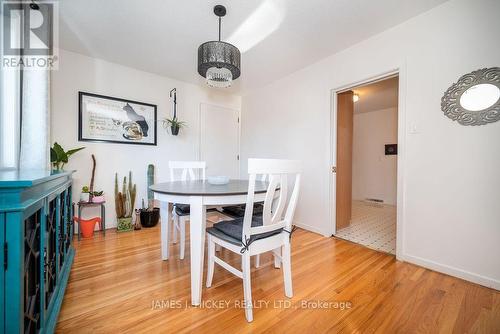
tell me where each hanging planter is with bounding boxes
[162,117,185,136]
[162,88,186,136]
[171,125,179,136]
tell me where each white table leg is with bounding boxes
[160,201,171,260]
[189,196,206,306]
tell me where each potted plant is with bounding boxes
[139,164,160,227]
[115,171,136,232]
[80,186,90,202]
[163,88,186,136]
[162,117,186,136]
[50,142,85,170]
[91,191,105,203]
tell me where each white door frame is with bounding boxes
[328,65,407,260]
[198,102,242,178]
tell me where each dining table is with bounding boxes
[149,179,269,306]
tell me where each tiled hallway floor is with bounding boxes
[335,200,396,255]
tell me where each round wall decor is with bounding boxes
[441,67,500,126]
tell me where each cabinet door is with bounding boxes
[5,203,44,334]
[65,186,73,253]
[58,192,66,273]
[24,208,43,334]
[45,197,57,313]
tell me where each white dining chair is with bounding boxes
[221,174,268,268]
[205,158,301,322]
[169,161,206,259]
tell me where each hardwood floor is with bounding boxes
[57,223,500,333]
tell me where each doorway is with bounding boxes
[199,103,241,178]
[333,75,399,255]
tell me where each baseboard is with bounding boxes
[402,253,500,291]
[294,221,329,237]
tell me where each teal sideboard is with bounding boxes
[0,170,75,334]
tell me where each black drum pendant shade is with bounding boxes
[197,5,241,88]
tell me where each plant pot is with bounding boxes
[79,217,101,238]
[117,217,133,232]
[140,208,160,228]
[171,125,180,136]
[92,195,105,203]
[80,193,90,202]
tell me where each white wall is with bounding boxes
[240,0,500,289]
[51,49,241,228]
[352,107,398,205]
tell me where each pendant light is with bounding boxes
[197,5,241,88]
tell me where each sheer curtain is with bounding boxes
[0,67,21,169]
[19,69,50,169]
[18,1,51,170]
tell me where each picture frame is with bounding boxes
[78,92,157,146]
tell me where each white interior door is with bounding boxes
[199,103,240,178]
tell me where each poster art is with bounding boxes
[78,92,157,145]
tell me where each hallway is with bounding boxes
[335,200,396,254]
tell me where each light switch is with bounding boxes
[409,123,420,134]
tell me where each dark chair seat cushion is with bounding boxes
[222,202,264,218]
[174,204,190,216]
[174,204,220,217]
[205,227,242,245]
[206,216,282,246]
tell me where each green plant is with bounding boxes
[114,171,136,219]
[81,186,89,193]
[162,117,186,133]
[128,171,136,213]
[50,142,85,170]
[92,191,104,196]
[147,164,155,209]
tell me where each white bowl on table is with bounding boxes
[207,176,230,185]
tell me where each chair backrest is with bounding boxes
[242,159,301,241]
[169,161,206,181]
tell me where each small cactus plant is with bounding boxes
[147,164,155,209]
[115,171,136,232]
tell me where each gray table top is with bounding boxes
[150,179,268,196]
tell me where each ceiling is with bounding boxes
[353,76,399,114]
[58,0,448,94]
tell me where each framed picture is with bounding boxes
[78,92,157,145]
